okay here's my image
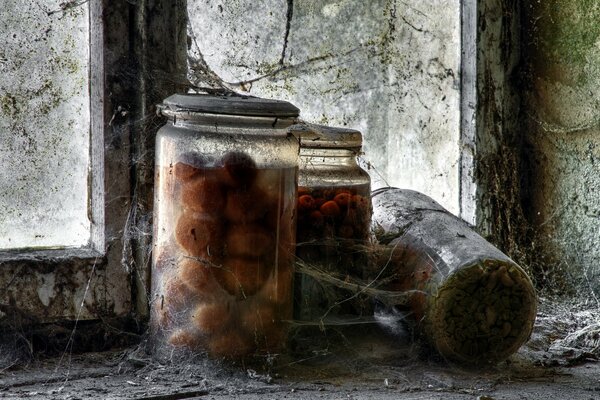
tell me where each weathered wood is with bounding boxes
[371,188,537,365]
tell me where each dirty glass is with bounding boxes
[0,1,91,250]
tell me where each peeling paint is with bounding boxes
[37,273,56,307]
[0,255,107,324]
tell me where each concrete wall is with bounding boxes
[187,0,461,213]
[523,1,600,291]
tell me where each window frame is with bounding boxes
[459,0,477,226]
[0,0,500,328]
[0,0,133,326]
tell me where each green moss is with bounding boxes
[535,0,600,74]
[0,78,65,119]
[37,80,64,116]
[0,93,19,117]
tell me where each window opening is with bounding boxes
[0,0,93,251]
[186,0,462,214]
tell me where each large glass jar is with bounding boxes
[150,94,299,359]
[290,123,372,321]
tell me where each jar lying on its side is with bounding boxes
[151,94,299,359]
[290,123,372,321]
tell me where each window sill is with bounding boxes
[0,248,104,264]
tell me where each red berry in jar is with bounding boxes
[333,192,352,208]
[308,210,324,228]
[298,194,316,211]
[320,200,341,218]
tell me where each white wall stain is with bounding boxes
[37,273,56,307]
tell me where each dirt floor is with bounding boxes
[0,298,598,400]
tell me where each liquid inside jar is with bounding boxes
[296,184,370,266]
[295,183,372,320]
[151,151,296,359]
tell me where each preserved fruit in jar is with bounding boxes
[290,123,372,321]
[150,94,299,359]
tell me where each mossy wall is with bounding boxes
[523,0,600,291]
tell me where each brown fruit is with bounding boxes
[220,151,257,188]
[224,187,269,223]
[174,162,202,182]
[154,273,196,329]
[190,302,232,335]
[153,246,177,273]
[162,274,192,307]
[175,212,224,258]
[214,256,272,299]
[207,330,253,358]
[180,175,226,214]
[168,329,202,349]
[225,224,272,258]
[178,257,215,292]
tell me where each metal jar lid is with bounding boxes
[157,93,300,119]
[290,123,363,150]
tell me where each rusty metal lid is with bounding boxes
[158,93,300,118]
[290,123,363,149]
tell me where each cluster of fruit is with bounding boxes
[151,152,295,358]
[294,185,372,319]
[296,186,371,266]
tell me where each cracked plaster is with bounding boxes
[187,0,461,214]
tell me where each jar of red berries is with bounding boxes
[290,123,372,321]
[151,93,299,359]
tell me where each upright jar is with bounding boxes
[151,94,299,359]
[291,123,372,321]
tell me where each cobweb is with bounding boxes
[1,4,599,397]
[1,94,599,394]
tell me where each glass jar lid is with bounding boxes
[157,93,300,119]
[290,123,363,150]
